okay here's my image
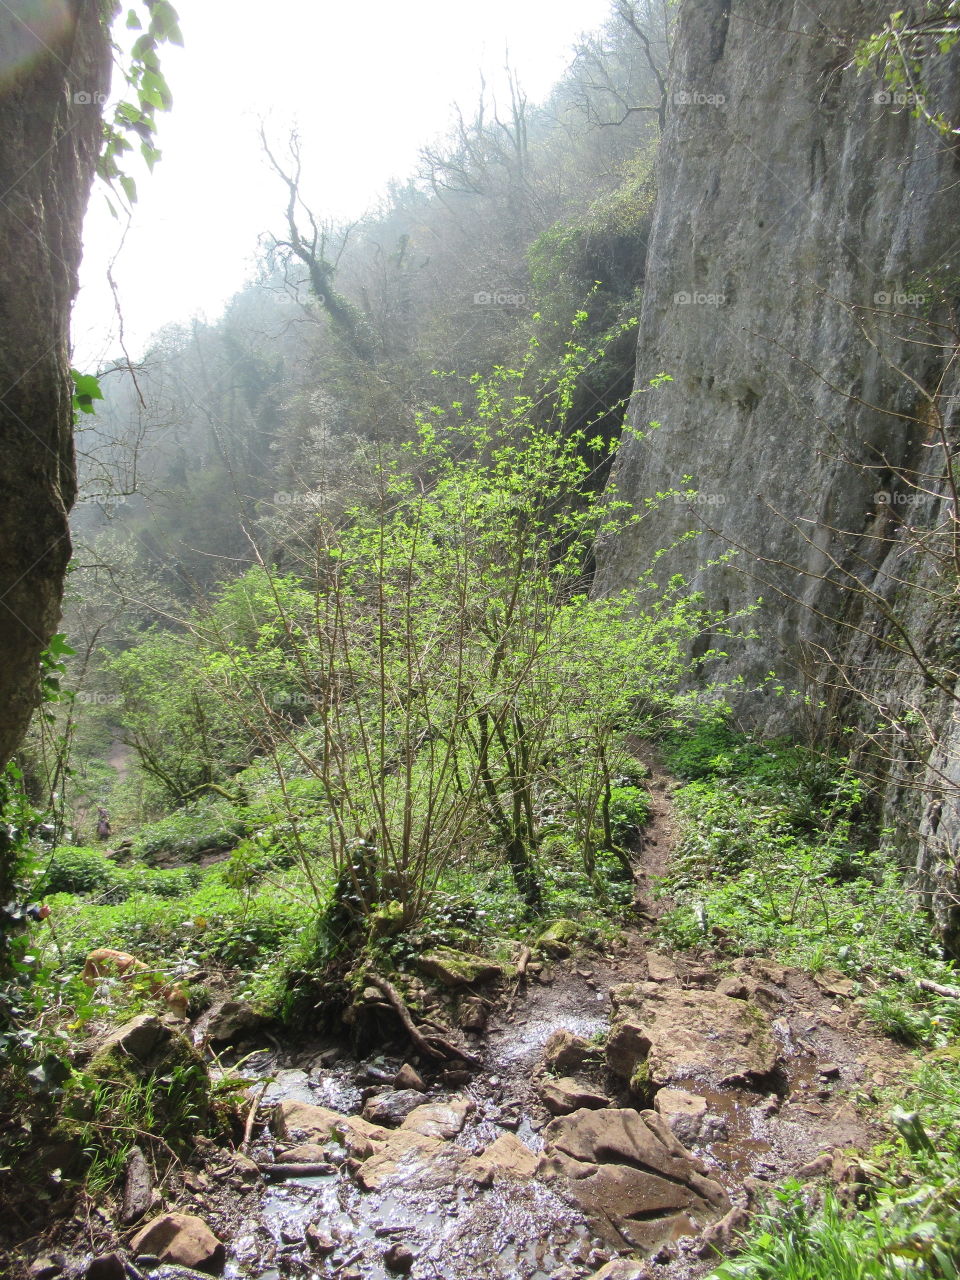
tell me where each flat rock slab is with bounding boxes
[471,1132,538,1181]
[538,1107,729,1253]
[418,947,504,987]
[273,1099,389,1158]
[400,1095,474,1139]
[607,984,778,1087]
[539,1076,611,1115]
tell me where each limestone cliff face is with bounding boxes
[0,1,110,768]
[599,0,960,946]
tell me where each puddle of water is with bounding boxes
[229,1161,598,1280]
[226,1048,605,1280]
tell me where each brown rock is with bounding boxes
[383,1242,415,1273]
[607,985,778,1087]
[732,957,788,986]
[202,998,264,1045]
[588,1262,652,1280]
[653,1088,708,1144]
[797,1153,834,1178]
[715,975,782,1013]
[400,1095,474,1139]
[130,1212,225,1275]
[275,1142,329,1163]
[362,1089,428,1127]
[815,972,855,998]
[96,1014,174,1073]
[538,1107,729,1252]
[457,993,489,1031]
[273,1099,388,1157]
[698,1204,752,1255]
[305,1224,337,1255]
[29,1257,64,1280]
[543,1029,601,1073]
[355,1129,455,1191]
[121,1144,152,1224]
[227,1152,261,1181]
[393,1063,426,1092]
[85,1258,125,1280]
[645,953,678,983]
[472,1132,538,1181]
[539,1076,610,1115]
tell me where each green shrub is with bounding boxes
[36,847,117,896]
[36,849,202,903]
[132,801,248,864]
[607,784,651,842]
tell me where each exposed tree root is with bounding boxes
[367,973,481,1065]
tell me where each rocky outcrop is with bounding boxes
[606,983,778,1088]
[598,0,960,948]
[0,2,110,772]
[538,1107,729,1252]
[418,947,504,987]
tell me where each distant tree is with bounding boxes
[569,0,675,136]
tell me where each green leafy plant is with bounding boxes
[99,1,183,207]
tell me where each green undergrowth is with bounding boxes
[659,720,954,1025]
[660,720,960,1278]
[34,768,653,1014]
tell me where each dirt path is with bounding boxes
[201,767,913,1280]
[28,767,916,1280]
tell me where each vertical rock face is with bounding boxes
[599,0,960,946]
[0,1,110,767]
[599,0,959,701]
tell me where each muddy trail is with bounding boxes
[24,764,914,1280]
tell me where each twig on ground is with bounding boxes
[890,966,960,999]
[241,1080,269,1153]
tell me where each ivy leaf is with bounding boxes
[47,634,76,659]
[119,174,138,205]
[131,32,156,61]
[126,8,142,27]
[149,0,183,45]
[141,68,172,110]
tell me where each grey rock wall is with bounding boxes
[0,1,110,770]
[599,0,960,947]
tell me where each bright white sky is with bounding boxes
[72,0,613,368]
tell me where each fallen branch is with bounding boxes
[367,973,480,1065]
[890,966,960,999]
[504,945,532,1015]
[241,1080,269,1153]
